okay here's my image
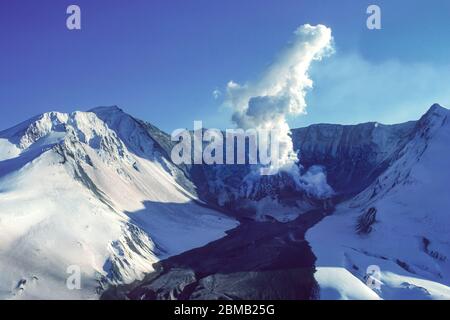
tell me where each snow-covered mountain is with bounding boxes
[0,107,237,299]
[306,104,450,299]
[1,104,450,300]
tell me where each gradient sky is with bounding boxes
[1,0,450,132]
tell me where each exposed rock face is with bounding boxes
[356,207,377,234]
[292,120,416,195]
[147,117,418,219]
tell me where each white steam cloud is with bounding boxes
[225,24,334,169]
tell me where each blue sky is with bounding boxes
[1,0,450,132]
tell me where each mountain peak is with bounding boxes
[89,105,123,114]
[418,103,449,125]
[427,103,448,114]
[419,103,450,123]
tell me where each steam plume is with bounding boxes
[226,24,334,170]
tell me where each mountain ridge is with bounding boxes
[1,103,449,300]
[0,107,238,299]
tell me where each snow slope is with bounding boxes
[307,104,450,300]
[0,107,237,300]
